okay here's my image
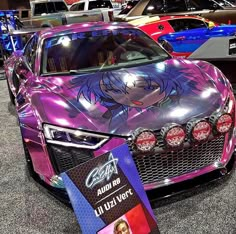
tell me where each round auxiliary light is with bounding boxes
[187,119,211,142]
[134,129,157,152]
[161,124,185,148]
[210,112,233,134]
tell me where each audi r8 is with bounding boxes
[4,22,235,201]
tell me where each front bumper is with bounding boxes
[147,151,235,203]
[22,117,236,202]
[46,125,235,188]
[32,149,235,206]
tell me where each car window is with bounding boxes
[119,1,139,15]
[24,35,38,70]
[165,0,188,12]
[88,1,113,10]
[143,0,188,15]
[47,2,68,13]
[42,29,170,74]
[53,2,68,11]
[78,3,85,11]
[168,18,207,31]
[70,3,85,11]
[34,2,68,15]
[70,4,78,11]
[34,3,47,15]
[47,2,58,13]
[188,0,222,10]
[143,0,164,15]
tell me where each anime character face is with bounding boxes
[100,73,166,108]
[75,64,205,131]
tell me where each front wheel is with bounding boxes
[6,79,15,105]
[21,135,36,178]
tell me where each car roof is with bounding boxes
[38,22,133,40]
[71,0,111,3]
[31,0,66,3]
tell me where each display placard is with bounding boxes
[229,38,236,55]
[61,144,159,234]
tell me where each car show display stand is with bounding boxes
[61,144,160,234]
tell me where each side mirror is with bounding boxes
[208,21,216,29]
[15,58,28,79]
[160,39,173,54]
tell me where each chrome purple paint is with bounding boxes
[4,22,235,190]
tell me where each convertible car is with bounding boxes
[131,15,236,58]
[5,22,235,200]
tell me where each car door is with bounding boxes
[159,18,209,53]
[206,25,236,38]
[14,35,38,106]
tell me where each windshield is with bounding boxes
[42,28,170,75]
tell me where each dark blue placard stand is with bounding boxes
[61,144,160,234]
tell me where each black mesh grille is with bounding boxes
[48,135,226,185]
[132,135,225,185]
[48,145,93,174]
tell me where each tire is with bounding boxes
[21,138,36,178]
[20,129,70,204]
[6,79,15,105]
[20,127,39,180]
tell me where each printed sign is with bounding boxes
[229,38,236,55]
[61,144,159,234]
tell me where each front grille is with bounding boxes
[48,135,226,185]
[48,145,93,174]
[132,136,225,185]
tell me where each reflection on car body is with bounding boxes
[4,22,235,201]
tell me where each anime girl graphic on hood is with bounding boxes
[71,60,217,132]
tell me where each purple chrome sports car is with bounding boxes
[5,22,235,200]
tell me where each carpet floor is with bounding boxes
[0,79,235,234]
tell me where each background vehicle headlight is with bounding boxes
[43,124,109,149]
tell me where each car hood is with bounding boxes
[41,59,229,136]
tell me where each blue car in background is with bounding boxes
[133,16,236,57]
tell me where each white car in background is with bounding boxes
[69,0,118,20]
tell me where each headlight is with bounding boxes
[43,124,109,149]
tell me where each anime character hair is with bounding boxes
[71,61,211,129]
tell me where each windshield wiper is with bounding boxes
[69,68,98,74]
